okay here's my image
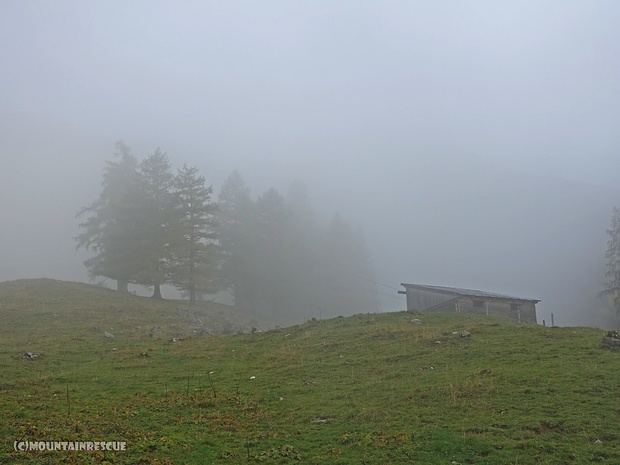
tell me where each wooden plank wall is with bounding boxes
[405,287,454,311]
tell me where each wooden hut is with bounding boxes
[399,283,539,323]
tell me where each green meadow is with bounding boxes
[1,279,619,464]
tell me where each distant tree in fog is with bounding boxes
[77,144,221,300]
[252,188,293,319]
[603,207,620,314]
[78,158,378,312]
[75,141,144,293]
[169,165,219,303]
[216,171,378,321]
[132,149,179,299]
[321,214,378,316]
[282,180,326,318]
[217,170,255,311]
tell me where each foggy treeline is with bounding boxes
[76,142,378,322]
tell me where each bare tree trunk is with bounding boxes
[189,229,196,304]
[117,279,129,293]
[152,281,162,299]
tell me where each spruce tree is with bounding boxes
[135,148,178,299]
[170,165,219,303]
[253,188,293,319]
[217,170,254,311]
[75,141,144,292]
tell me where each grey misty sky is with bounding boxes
[1,0,619,186]
[1,1,620,326]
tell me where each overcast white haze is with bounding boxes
[2,1,620,327]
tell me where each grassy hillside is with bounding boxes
[0,278,261,338]
[1,279,619,464]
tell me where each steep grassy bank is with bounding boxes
[0,279,618,464]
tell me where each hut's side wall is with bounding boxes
[517,302,537,323]
[426,298,459,313]
[487,300,513,318]
[405,288,454,311]
[456,298,486,315]
[458,298,537,323]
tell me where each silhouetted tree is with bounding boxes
[75,141,144,292]
[253,188,293,319]
[133,148,178,299]
[282,181,325,319]
[217,170,255,311]
[170,165,219,303]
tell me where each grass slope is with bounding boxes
[0,279,619,464]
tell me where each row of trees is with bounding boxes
[77,143,377,321]
[217,171,377,321]
[76,142,217,301]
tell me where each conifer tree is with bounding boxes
[75,141,144,292]
[253,188,293,319]
[135,148,178,299]
[603,207,620,313]
[283,181,325,319]
[217,170,254,311]
[170,165,219,303]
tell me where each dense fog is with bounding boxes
[1,1,620,327]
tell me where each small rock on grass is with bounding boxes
[453,330,471,338]
[310,416,334,424]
